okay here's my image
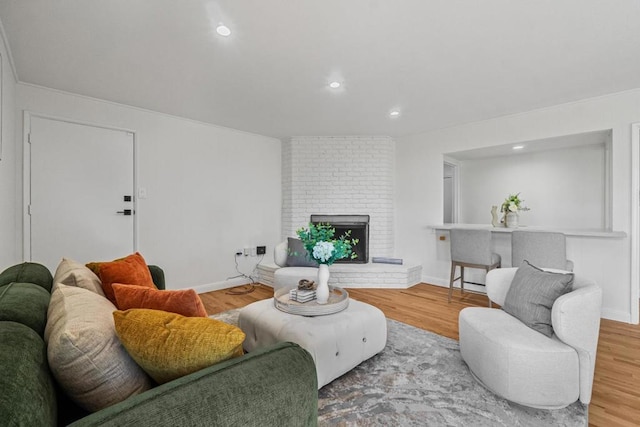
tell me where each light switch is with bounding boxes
[138,188,148,199]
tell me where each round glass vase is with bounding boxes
[316,264,330,304]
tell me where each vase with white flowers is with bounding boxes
[296,223,358,304]
[500,193,530,228]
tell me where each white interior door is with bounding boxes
[28,116,135,271]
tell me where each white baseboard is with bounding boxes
[422,275,448,287]
[191,277,253,294]
[422,275,488,294]
[601,308,631,323]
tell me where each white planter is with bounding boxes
[505,212,519,228]
[316,264,330,304]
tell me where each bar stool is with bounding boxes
[449,229,501,303]
[511,230,574,271]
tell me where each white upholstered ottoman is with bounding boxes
[238,298,387,388]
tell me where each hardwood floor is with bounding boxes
[200,283,640,427]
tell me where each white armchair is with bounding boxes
[459,267,602,409]
[273,240,318,292]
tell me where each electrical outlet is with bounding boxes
[256,245,266,255]
[243,247,251,256]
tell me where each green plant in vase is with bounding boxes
[500,193,530,227]
[295,223,358,304]
[296,223,358,265]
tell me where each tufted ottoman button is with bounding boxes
[335,351,339,356]
[362,337,367,343]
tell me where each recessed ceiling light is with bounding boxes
[389,110,401,118]
[513,145,524,150]
[216,24,231,36]
[329,81,341,89]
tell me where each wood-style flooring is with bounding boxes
[200,283,640,427]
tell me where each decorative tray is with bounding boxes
[274,286,349,316]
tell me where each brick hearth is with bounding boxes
[256,262,422,289]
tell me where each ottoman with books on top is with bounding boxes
[238,296,387,388]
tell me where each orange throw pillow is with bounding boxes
[86,252,156,304]
[112,284,208,317]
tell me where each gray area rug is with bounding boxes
[211,309,587,426]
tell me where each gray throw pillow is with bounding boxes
[286,238,318,267]
[502,261,574,337]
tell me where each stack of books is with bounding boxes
[289,289,316,303]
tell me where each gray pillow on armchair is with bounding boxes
[502,261,574,337]
[285,238,318,267]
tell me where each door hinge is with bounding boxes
[27,205,32,216]
[27,133,32,144]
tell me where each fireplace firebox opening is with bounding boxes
[310,214,369,264]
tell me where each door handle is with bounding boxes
[117,209,133,216]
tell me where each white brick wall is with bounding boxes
[282,136,395,258]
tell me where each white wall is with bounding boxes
[396,89,640,322]
[0,31,17,267]
[458,143,607,228]
[14,84,282,291]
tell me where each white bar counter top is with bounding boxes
[429,223,626,238]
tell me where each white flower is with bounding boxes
[508,202,518,212]
[313,241,335,263]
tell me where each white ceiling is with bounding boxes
[446,129,610,160]
[2,1,640,139]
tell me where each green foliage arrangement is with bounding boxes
[296,223,359,265]
[500,193,530,213]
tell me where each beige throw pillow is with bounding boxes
[53,258,105,296]
[45,284,152,411]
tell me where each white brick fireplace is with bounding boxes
[257,136,422,289]
[282,136,395,255]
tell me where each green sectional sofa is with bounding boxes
[0,262,318,426]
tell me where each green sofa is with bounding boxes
[0,262,318,426]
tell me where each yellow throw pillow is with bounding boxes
[113,309,245,384]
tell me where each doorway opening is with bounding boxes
[443,161,458,224]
